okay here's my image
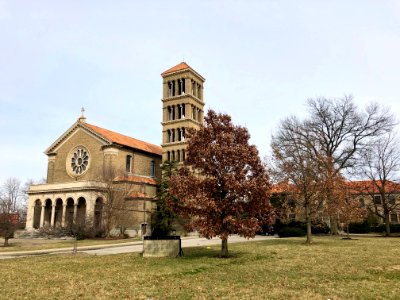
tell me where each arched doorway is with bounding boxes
[94,198,103,230]
[33,199,41,229]
[77,197,86,226]
[44,199,52,227]
[54,198,63,227]
[66,198,74,228]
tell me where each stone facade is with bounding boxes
[26,118,162,235]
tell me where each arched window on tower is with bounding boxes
[168,82,173,97]
[182,78,185,94]
[167,151,171,161]
[182,128,185,141]
[178,104,182,119]
[182,149,185,161]
[167,130,171,143]
[191,80,195,96]
[172,129,175,142]
[168,106,173,121]
[177,128,181,141]
[172,151,175,161]
[177,150,181,162]
[181,103,185,118]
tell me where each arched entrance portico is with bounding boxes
[66,198,74,228]
[94,198,103,230]
[44,199,52,227]
[33,199,41,229]
[77,197,86,226]
[54,198,63,227]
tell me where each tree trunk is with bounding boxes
[330,216,339,235]
[4,237,9,247]
[384,214,391,236]
[305,205,312,244]
[221,238,229,257]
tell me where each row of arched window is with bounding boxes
[167,79,202,99]
[167,149,186,162]
[167,127,186,143]
[167,104,202,122]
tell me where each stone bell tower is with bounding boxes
[161,62,205,163]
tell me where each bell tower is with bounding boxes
[161,62,205,163]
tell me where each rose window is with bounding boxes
[71,148,89,175]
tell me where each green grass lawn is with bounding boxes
[0,237,140,252]
[0,236,399,299]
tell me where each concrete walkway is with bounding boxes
[0,235,276,259]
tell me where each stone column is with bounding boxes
[73,204,78,225]
[62,204,67,227]
[39,205,45,228]
[50,205,56,227]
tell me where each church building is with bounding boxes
[26,62,205,236]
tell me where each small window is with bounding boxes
[388,195,396,205]
[167,151,170,161]
[126,155,132,173]
[390,214,398,223]
[373,195,382,205]
[150,161,155,177]
[182,149,185,161]
[177,150,181,162]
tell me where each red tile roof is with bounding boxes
[114,175,158,186]
[126,191,153,199]
[345,180,400,194]
[84,123,162,156]
[161,62,191,76]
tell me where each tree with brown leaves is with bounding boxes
[169,110,273,257]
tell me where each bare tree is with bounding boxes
[0,178,24,246]
[357,133,400,236]
[100,165,134,237]
[286,96,395,233]
[271,116,326,243]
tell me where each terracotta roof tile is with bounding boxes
[114,175,158,186]
[345,180,400,194]
[161,62,191,76]
[126,191,153,199]
[84,123,162,156]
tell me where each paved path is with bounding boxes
[0,235,276,259]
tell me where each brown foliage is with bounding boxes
[169,110,273,252]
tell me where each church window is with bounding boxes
[172,129,175,142]
[167,130,171,143]
[191,80,195,95]
[168,106,173,121]
[150,160,155,177]
[197,109,201,121]
[168,82,173,97]
[181,104,185,118]
[182,78,185,94]
[172,151,175,161]
[178,105,182,119]
[182,149,185,161]
[178,79,182,95]
[126,155,132,173]
[177,128,181,141]
[167,151,171,161]
[70,147,90,176]
[177,150,181,162]
[192,105,196,120]
[182,127,185,140]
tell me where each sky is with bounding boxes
[1,0,400,183]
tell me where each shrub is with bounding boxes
[349,220,370,233]
[278,227,306,237]
[372,224,400,233]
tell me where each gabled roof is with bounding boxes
[45,120,162,156]
[161,62,205,81]
[84,123,162,156]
